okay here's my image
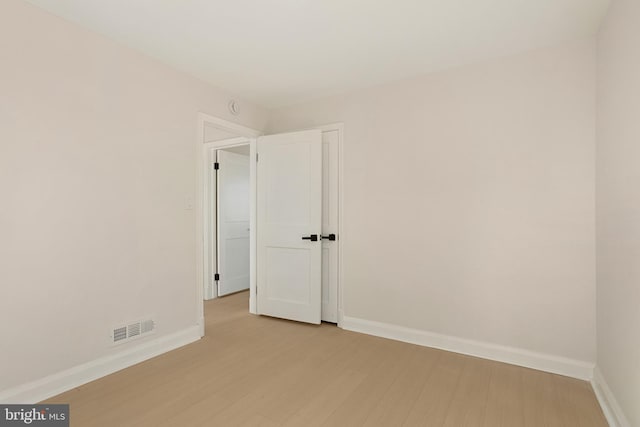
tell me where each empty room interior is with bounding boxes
[1,0,639,426]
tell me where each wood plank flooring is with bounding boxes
[44,292,607,426]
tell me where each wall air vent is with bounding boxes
[111,318,155,345]
[127,322,141,338]
[113,326,127,343]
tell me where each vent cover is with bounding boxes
[127,323,141,338]
[111,318,155,345]
[113,326,127,343]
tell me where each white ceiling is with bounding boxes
[25,0,610,108]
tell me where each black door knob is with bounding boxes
[301,234,318,241]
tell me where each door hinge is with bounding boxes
[214,273,220,281]
[256,153,259,162]
[214,162,219,170]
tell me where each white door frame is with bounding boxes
[196,113,261,336]
[311,123,345,326]
[195,113,345,335]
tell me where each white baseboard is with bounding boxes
[592,367,631,427]
[342,316,594,380]
[0,325,201,404]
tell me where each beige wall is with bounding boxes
[0,0,267,392]
[269,40,597,363]
[0,0,606,401]
[597,0,640,425]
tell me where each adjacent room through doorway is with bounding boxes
[215,144,251,297]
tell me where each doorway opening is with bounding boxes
[196,115,261,335]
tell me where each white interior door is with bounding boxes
[217,149,250,296]
[321,130,339,323]
[257,130,323,324]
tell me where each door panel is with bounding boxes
[217,149,250,296]
[257,130,322,324]
[266,247,311,303]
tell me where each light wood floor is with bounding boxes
[45,291,607,426]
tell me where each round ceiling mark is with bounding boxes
[228,100,240,116]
